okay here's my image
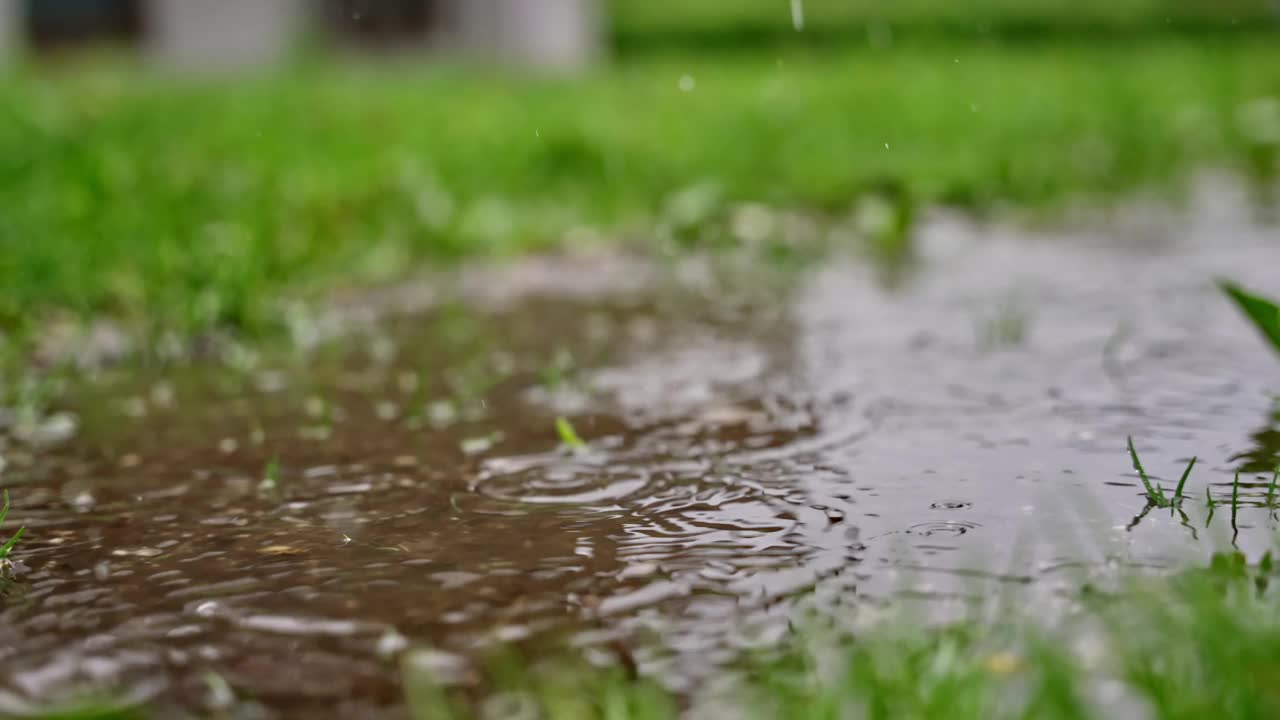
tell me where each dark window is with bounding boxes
[325,0,440,46]
[26,0,143,49]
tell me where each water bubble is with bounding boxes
[678,75,697,93]
[405,649,473,686]
[376,630,409,658]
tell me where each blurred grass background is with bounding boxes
[0,0,1278,351]
[612,0,1279,49]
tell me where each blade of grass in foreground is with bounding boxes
[1220,281,1280,355]
[1128,437,1167,507]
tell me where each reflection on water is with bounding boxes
[1,185,1278,717]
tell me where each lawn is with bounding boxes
[1,39,1278,350]
[611,0,1280,49]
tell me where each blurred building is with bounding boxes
[0,0,602,70]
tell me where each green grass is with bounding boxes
[1127,436,1198,510]
[401,548,1280,720]
[1172,456,1198,506]
[611,0,1280,50]
[1221,281,1280,356]
[258,455,281,495]
[11,694,148,720]
[1,39,1278,360]
[555,417,588,451]
[0,490,27,564]
[1128,436,1168,506]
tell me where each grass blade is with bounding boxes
[1206,486,1217,527]
[555,417,587,451]
[1172,457,1197,505]
[0,526,25,558]
[1231,471,1242,533]
[1127,436,1166,507]
[1268,466,1279,512]
[1219,280,1280,355]
[260,456,281,493]
[0,490,24,560]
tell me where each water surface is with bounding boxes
[1,186,1277,717]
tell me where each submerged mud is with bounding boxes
[1,187,1278,717]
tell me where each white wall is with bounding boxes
[501,0,602,70]
[144,0,309,71]
[448,0,601,71]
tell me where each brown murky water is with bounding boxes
[1,185,1278,717]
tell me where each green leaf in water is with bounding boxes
[556,417,587,451]
[1220,280,1280,355]
[262,456,280,489]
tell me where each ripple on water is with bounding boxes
[471,454,654,509]
[6,190,1280,718]
[904,521,982,538]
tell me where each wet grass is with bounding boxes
[555,417,588,452]
[1,40,1278,361]
[613,0,1279,51]
[399,547,1280,720]
[20,705,145,720]
[1221,281,1280,357]
[405,651,675,720]
[1127,436,1198,510]
[1125,437,1280,534]
[258,456,281,495]
[0,490,27,566]
[1233,471,1243,533]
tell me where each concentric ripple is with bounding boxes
[472,454,655,508]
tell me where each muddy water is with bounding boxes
[1,187,1279,717]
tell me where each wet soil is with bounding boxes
[0,186,1278,718]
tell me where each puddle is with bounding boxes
[1,185,1278,717]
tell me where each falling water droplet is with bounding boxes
[790,0,805,31]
